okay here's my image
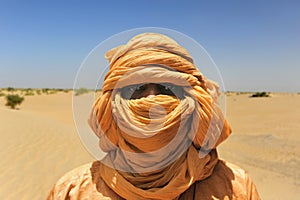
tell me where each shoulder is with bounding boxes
[193,160,260,200]
[217,160,260,199]
[46,161,122,200]
[54,162,92,187]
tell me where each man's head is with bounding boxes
[88,33,231,171]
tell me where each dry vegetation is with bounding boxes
[0,87,73,109]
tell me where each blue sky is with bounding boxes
[0,0,299,92]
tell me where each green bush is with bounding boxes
[7,87,15,92]
[46,90,56,94]
[250,92,270,98]
[0,92,5,97]
[57,89,65,92]
[75,88,89,96]
[5,94,24,109]
[36,90,41,95]
[63,89,71,93]
[24,91,35,96]
[42,88,50,94]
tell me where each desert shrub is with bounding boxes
[250,92,270,98]
[24,91,35,96]
[42,88,50,94]
[75,88,89,96]
[0,92,5,97]
[57,89,66,92]
[63,89,71,93]
[22,88,34,95]
[36,90,41,95]
[7,87,15,92]
[48,90,58,94]
[5,94,24,109]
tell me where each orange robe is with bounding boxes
[47,160,260,200]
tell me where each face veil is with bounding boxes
[88,33,231,200]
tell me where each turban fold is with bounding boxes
[88,33,231,199]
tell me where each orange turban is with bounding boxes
[88,33,231,199]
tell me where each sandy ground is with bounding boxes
[0,91,299,199]
[219,93,300,200]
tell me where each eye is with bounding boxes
[160,83,176,93]
[128,85,140,92]
[121,84,143,99]
[159,83,184,98]
[163,83,176,91]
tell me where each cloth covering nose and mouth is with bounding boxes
[47,33,260,200]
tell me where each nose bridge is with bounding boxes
[144,83,159,96]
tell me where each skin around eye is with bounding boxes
[121,83,184,99]
[159,83,184,98]
[121,84,142,99]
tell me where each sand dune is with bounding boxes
[0,92,299,199]
[0,92,94,200]
[219,93,300,200]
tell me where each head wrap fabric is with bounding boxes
[88,33,231,199]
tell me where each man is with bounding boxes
[47,33,260,199]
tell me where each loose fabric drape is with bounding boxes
[88,33,232,199]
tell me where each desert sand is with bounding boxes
[0,91,299,199]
